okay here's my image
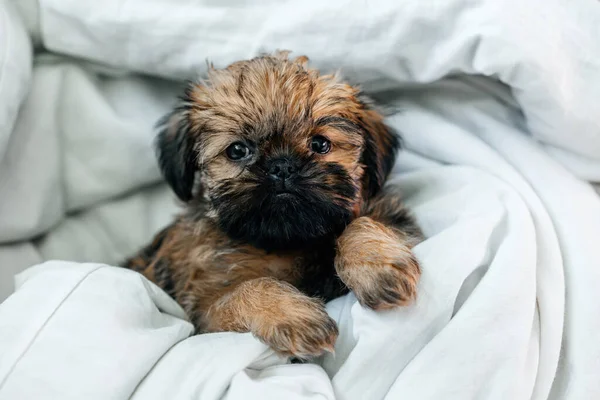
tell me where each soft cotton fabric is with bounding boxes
[1,0,599,399]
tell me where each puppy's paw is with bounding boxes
[255,296,338,359]
[206,278,338,359]
[346,257,420,310]
[336,216,421,310]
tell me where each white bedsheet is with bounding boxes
[1,0,599,399]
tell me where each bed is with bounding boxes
[1,0,600,399]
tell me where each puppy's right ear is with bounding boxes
[155,108,197,202]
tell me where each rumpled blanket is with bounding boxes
[1,0,599,399]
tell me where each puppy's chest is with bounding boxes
[169,221,349,303]
[217,245,330,281]
[294,249,348,302]
[214,244,347,302]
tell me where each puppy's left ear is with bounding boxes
[358,97,400,198]
[155,108,197,202]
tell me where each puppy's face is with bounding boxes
[157,52,399,250]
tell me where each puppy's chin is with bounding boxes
[214,190,353,251]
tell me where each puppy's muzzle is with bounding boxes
[268,158,299,191]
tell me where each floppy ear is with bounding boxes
[155,108,197,202]
[358,98,401,198]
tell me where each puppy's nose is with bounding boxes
[268,159,297,180]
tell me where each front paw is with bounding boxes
[255,295,338,359]
[335,217,421,310]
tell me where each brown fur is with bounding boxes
[335,216,421,310]
[124,52,423,358]
[206,277,337,358]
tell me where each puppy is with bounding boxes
[124,51,423,358]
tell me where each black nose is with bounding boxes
[268,159,298,180]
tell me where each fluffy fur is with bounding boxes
[124,51,423,358]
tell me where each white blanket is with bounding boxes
[1,0,599,399]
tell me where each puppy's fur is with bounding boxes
[124,52,422,358]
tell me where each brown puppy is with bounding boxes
[124,51,422,358]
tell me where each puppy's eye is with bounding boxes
[310,136,331,154]
[226,142,251,161]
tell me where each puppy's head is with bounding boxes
[157,51,399,250]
